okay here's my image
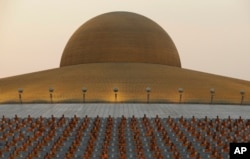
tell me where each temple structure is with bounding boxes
[0,11,249,104]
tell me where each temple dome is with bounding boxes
[60,11,181,67]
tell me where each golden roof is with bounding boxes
[60,12,181,67]
[0,63,249,104]
[0,12,249,104]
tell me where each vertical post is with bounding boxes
[240,90,245,105]
[82,87,87,103]
[49,87,54,104]
[113,88,118,102]
[178,88,183,103]
[83,93,85,103]
[18,88,23,104]
[210,88,215,104]
[146,87,151,103]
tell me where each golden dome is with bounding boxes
[60,11,181,67]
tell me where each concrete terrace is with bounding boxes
[0,104,249,119]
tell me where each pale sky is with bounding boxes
[0,0,250,80]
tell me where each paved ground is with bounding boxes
[0,104,249,119]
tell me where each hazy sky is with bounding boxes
[0,0,250,80]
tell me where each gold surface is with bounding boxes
[1,12,249,104]
[0,63,249,104]
[60,12,181,67]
